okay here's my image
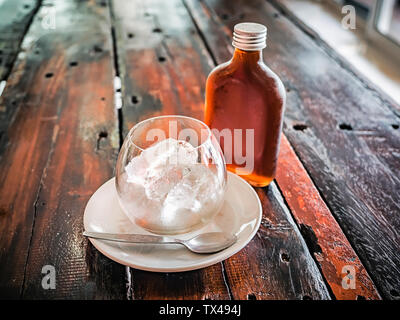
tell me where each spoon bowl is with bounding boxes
[181,232,238,253]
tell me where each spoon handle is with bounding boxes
[83,231,178,244]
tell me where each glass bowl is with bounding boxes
[115,115,227,235]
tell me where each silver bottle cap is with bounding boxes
[232,22,267,51]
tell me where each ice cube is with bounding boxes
[120,138,224,233]
[143,164,184,200]
[142,138,198,168]
[160,164,217,226]
[125,153,148,184]
[126,138,199,201]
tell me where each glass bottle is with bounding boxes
[205,22,286,187]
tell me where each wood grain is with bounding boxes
[224,183,330,299]
[276,135,380,299]
[0,0,127,299]
[112,0,331,299]
[111,0,214,137]
[187,0,400,299]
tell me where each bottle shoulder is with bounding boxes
[207,60,286,102]
[206,60,233,80]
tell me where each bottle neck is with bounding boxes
[232,48,263,65]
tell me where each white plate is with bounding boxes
[83,171,262,272]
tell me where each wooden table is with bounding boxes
[0,0,399,300]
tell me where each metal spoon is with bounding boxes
[83,231,237,254]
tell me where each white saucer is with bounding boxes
[83,171,262,272]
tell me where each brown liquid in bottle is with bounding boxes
[205,24,285,187]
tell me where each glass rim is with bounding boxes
[127,115,213,151]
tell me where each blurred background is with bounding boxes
[280,0,400,104]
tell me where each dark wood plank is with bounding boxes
[129,268,230,300]
[0,0,40,81]
[0,0,127,299]
[111,0,214,137]
[276,135,380,299]
[224,183,331,299]
[112,0,331,299]
[188,0,400,299]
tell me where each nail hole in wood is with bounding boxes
[339,123,352,131]
[99,131,108,139]
[45,72,53,78]
[390,289,399,297]
[152,28,162,33]
[0,207,7,216]
[158,56,166,62]
[293,124,307,131]
[131,96,139,104]
[93,45,103,53]
[280,252,290,263]
[302,295,312,300]
[392,124,399,129]
[300,224,322,254]
[69,61,78,67]
[247,293,257,300]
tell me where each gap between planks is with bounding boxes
[107,0,133,300]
